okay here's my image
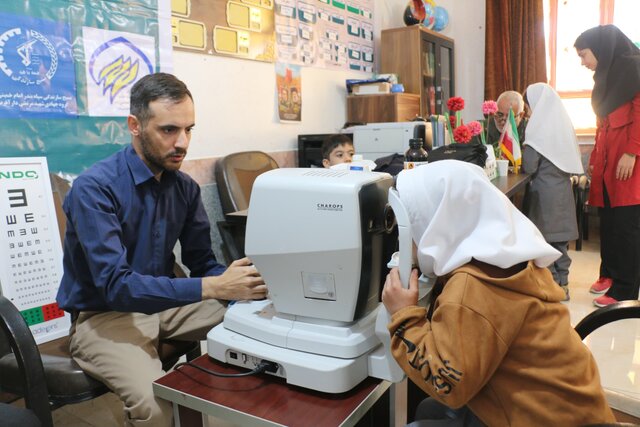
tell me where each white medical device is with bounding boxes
[349,121,430,161]
[207,168,406,393]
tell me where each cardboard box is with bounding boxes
[352,82,391,95]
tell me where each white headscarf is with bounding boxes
[524,83,584,174]
[396,160,560,277]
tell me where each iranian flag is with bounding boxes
[499,108,522,173]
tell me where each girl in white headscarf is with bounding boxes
[521,82,584,300]
[382,161,612,427]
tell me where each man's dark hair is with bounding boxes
[130,73,193,124]
[321,134,353,160]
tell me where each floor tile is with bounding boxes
[565,226,640,418]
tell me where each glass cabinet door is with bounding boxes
[421,38,436,117]
[421,32,454,116]
[439,43,454,114]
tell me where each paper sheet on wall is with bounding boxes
[0,12,78,118]
[273,0,374,71]
[82,27,157,117]
[0,157,70,344]
[276,63,302,122]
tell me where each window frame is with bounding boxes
[546,0,616,135]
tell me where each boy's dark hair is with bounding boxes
[130,73,193,125]
[321,134,353,159]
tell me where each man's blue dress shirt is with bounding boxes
[56,145,226,314]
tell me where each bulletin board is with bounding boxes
[0,157,69,344]
[172,0,276,62]
[171,0,374,71]
[0,0,172,175]
[274,0,374,71]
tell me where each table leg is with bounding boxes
[391,378,408,426]
[173,402,204,427]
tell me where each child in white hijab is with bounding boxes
[382,160,612,427]
[521,82,584,300]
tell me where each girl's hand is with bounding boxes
[382,268,419,315]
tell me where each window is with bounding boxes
[544,0,640,134]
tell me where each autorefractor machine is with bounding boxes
[207,168,428,393]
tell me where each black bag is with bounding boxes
[373,153,405,176]
[427,142,488,167]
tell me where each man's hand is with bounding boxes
[616,153,636,181]
[382,268,419,315]
[202,257,267,301]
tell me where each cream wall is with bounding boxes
[175,0,487,162]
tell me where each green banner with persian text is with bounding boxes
[0,0,171,174]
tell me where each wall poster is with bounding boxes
[82,27,157,117]
[0,0,173,175]
[0,157,69,344]
[0,12,78,118]
[172,0,276,62]
[276,62,301,122]
[171,0,374,71]
[274,0,374,71]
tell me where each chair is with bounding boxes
[574,300,640,339]
[0,174,201,417]
[215,151,278,262]
[0,295,52,427]
[215,151,279,215]
[575,301,640,426]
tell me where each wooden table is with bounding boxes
[154,355,391,427]
[491,172,531,199]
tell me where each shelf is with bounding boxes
[346,93,420,123]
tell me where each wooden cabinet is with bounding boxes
[381,26,455,117]
[346,93,420,123]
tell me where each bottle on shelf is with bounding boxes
[404,138,429,170]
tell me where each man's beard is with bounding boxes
[139,129,186,173]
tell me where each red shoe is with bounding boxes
[593,295,619,308]
[589,277,612,294]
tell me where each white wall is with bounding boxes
[175,0,486,161]
[173,52,366,160]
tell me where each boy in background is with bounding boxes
[321,134,354,168]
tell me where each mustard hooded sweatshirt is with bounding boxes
[388,161,614,426]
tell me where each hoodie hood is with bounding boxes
[396,160,560,278]
[451,261,566,302]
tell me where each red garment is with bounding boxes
[589,92,640,207]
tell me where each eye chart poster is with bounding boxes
[0,157,69,344]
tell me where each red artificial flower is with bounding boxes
[467,121,483,136]
[447,96,465,112]
[453,125,472,144]
[449,115,457,129]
